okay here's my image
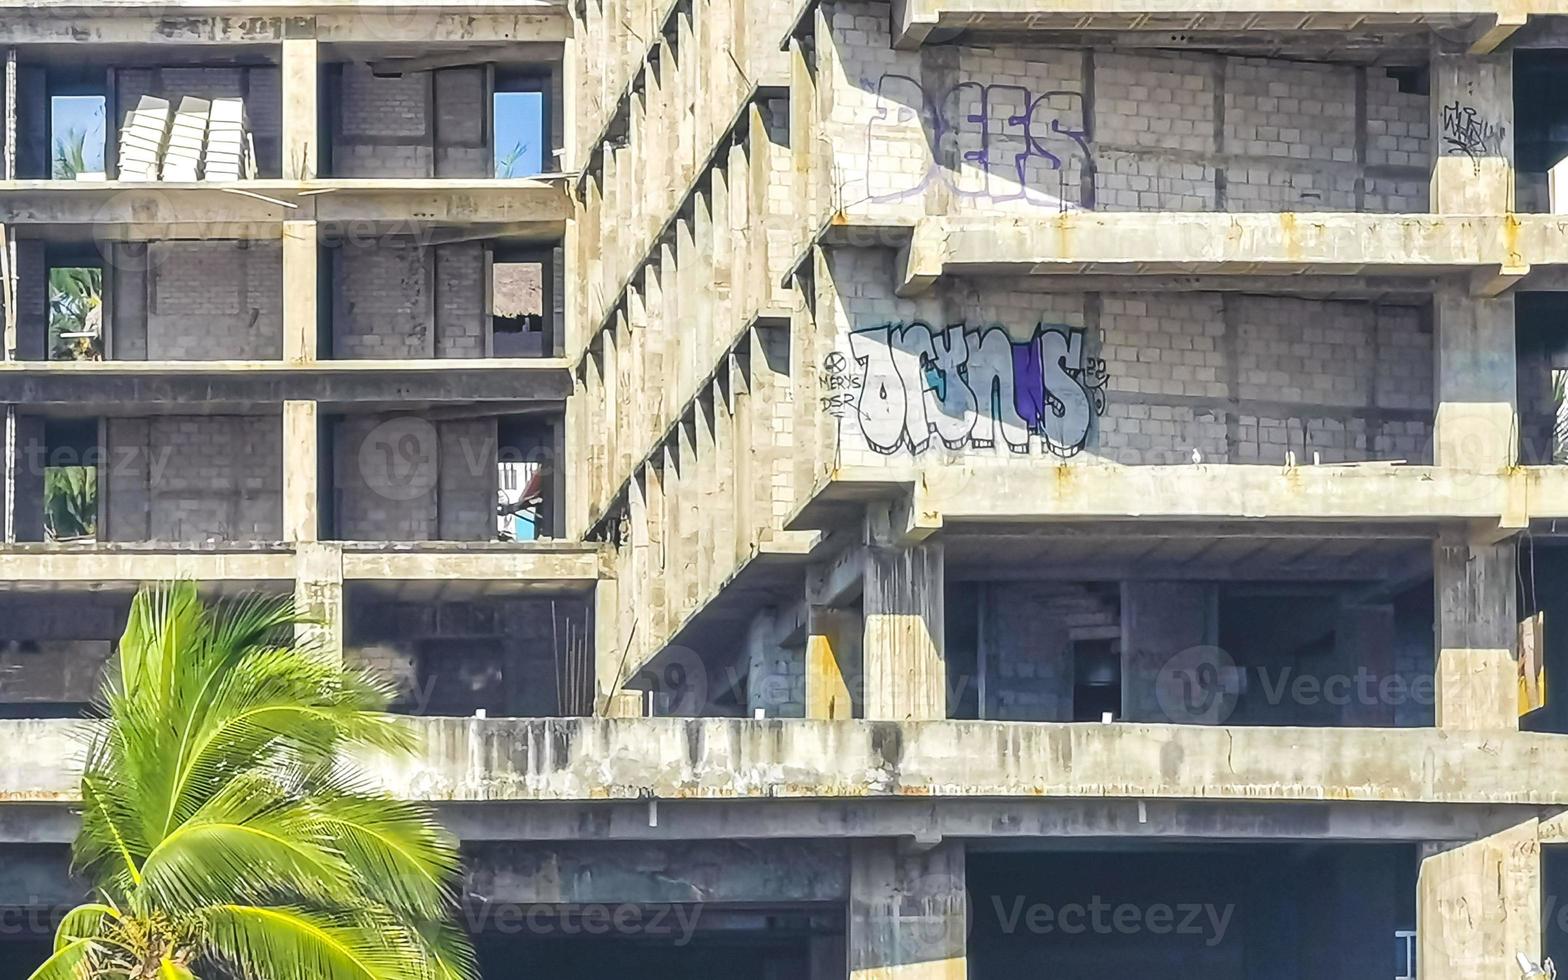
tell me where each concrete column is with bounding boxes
[594,576,643,717]
[1435,536,1519,731]
[281,37,318,180]
[1433,286,1516,469]
[807,605,862,719]
[810,935,848,980]
[848,839,966,980]
[282,400,318,543]
[9,412,43,542]
[1418,819,1540,979]
[282,220,318,363]
[293,541,343,663]
[863,543,945,721]
[1430,39,1513,214]
[1120,582,1219,723]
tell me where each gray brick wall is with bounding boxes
[333,64,491,179]
[822,0,1432,219]
[138,242,283,360]
[818,249,1434,467]
[333,241,487,358]
[104,415,282,543]
[334,414,497,540]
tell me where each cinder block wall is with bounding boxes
[812,248,1434,468]
[815,0,1430,222]
[113,67,281,177]
[111,242,283,360]
[331,241,485,358]
[0,595,128,708]
[331,65,494,178]
[103,416,283,543]
[332,414,497,541]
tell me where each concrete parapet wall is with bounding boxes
[6,717,1568,806]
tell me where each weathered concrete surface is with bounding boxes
[1419,818,1542,980]
[0,543,604,590]
[0,8,571,46]
[892,214,1563,292]
[465,839,849,904]
[9,718,1568,806]
[792,464,1542,533]
[0,180,570,239]
[849,839,965,980]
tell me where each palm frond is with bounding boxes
[198,905,439,980]
[48,582,476,980]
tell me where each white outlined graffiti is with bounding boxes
[831,322,1109,457]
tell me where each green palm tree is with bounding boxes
[31,582,477,980]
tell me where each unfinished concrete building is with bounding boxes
[8,1,1568,977]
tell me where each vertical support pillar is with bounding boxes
[9,411,42,542]
[293,541,343,663]
[281,36,318,181]
[848,839,966,980]
[282,220,318,363]
[282,400,318,543]
[1433,285,1517,468]
[1418,819,1540,980]
[1430,38,1513,214]
[1435,535,1519,730]
[806,605,861,719]
[863,542,945,721]
[594,575,642,717]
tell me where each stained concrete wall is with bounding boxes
[103,416,282,543]
[332,414,497,541]
[331,241,486,358]
[814,1,1430,224]
[813,250,1434,467]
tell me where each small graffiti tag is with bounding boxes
[833,321,1109,457]
[821,350,860,419]
[1440,101,1505,171]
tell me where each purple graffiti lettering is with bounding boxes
[863,74,1093,208]
[838,322,1109,458]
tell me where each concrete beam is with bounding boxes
[0,10,572,46]
[0,547,294,587]
[466,839,849,906]
[1470,12,1530,53]
[0,360,574,407]
[880,213,1565,289]
[210,716,1568,807]
[0,180,570,238]
[868,464,1520,526]
[805,543,866,607]
[1,797,1550,846]
[338,546,603,586]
